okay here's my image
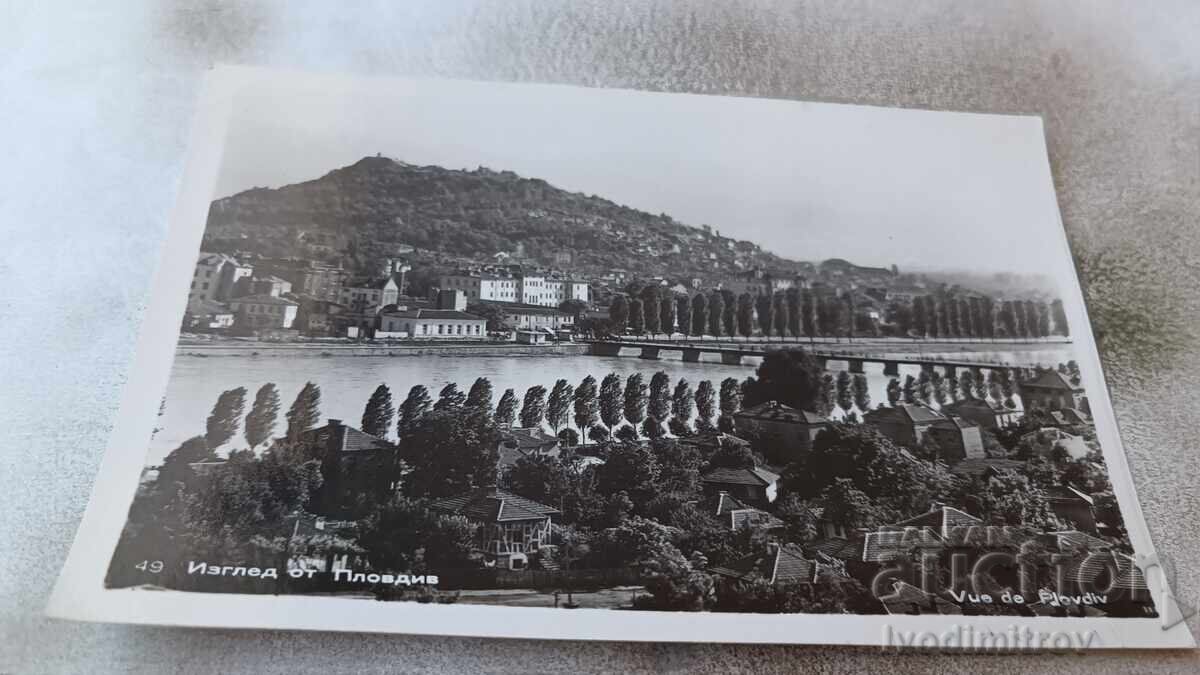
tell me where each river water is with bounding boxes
[148,346,1072,465]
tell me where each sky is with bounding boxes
[213,72,1068,276]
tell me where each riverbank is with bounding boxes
[177,339,589,358]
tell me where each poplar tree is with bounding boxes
[599,373,624,434]
[435,382,466,411]
[736,293,754,338]
[641,287,661,335]
[629,298,645,335]
[623,373,648,438]
[546,379,574,434]
[286,382,321,441]
[659,293,677,335]
[520,385,548,429]
[773,291,789,338]
[676,295,692,337]
[835,371,854,414]
[495,388,518,428]
[465,377,494,412]
[206,386,247,449]
[756,293,773,338]
[573,375,599,435]
[397,384,431,436]
[361,383,395,438]
[695,379,717,431]
[648,371,672,429]
[852,373,871,412]
[691,293,708,336]
[721,289,737,336]
[886,378,901,406]
[672,378,695,435]
[244,383,280,450]
[707,290,724,337]
[718,377,741,431]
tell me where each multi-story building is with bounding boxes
[189,252,253,306]
[430,487,560,570]
[227,294,299,329]
[338,276,399,313]
[486,302,573,331]
[440,273,520,303]
[440,272,588,307]
[378,309,486,339]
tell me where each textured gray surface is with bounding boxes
[2,1,1198,672]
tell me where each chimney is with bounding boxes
[328,418,343,428]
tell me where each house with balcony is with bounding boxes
[430,487,561,570]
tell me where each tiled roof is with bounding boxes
[812,537,864,560]
[1048,530,1112,551]
[864,403,945,426]
[730,508,786,531]
[430,487,560,523]
[1022,369,1081,391]
[929,416,979,431]
[735,401,829,425]
[1045,485,1095,505]
[1062,552,1148,591]
[862,528,943,562]
[384,309,483,321]
[701,466,780,487]
[950,458,1026,478]
[231,294,298,306]
[709,544,816,584]
[301,422,391,453]
[698,492,753,516]
[891,505,982,536]
[943,398,1007,414]
[879,581,963,615]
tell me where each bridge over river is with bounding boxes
[583,337,1071,375]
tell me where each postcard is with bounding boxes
[47,65,1194,649]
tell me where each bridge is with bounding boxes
[582,337,1066,375]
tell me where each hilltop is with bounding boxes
[202,156,800,280]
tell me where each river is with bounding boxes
[147,346,1073,465]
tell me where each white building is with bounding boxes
[338,276,399,313]
[440,272,588,308]
[378,309,487,339]
[440,273,520,303]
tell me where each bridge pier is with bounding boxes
[682,349,701,363]
[882,361,900,377]
[639,346,661,360]
[721,353,742,366]
[590,342,622,357]
[847,359,865,374]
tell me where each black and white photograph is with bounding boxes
[45,66,1191,648]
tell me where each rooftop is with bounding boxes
[430,487,561,523]
[735,400,830,425]
[382,308,484,321]
[700,466,780,487]
[230,294,299,306]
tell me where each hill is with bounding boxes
[203,156,800,281]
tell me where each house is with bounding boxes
[677,432,752,458]
[695,492,785,532]
[484,302,574,332]
[1020,427,1090,460]
[227,294,299,329]
[296,419,397,518]
[1047,407,1090,427]
[429,487,560,570]
[925,416,986,464]
[878,581,963,615]
[1045,485,1098,533]
[700,466,780,507]
[949,457,1026,480]
[862,403,946,448]
[941,398,1021,430]
[862,504,982,563]
[189,252,253,304]
[515,329,549,345]
[709,543,844,585]
[233,274,293,298]
[1018,369,1089,414]
[338,276,400,314]
[733,401,830,454]
[497,427,561,471]
[377,308,487,339]
[182,299,234,331]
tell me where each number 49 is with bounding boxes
[135,560,164,573]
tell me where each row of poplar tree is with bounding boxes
[606,284,1070,340]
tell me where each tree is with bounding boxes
[465,377,494,412]
[357,497,475,572]
[675,294,692,337]
[736,293,754,338]
[852,373,871,413]
[885,378,901,407]
[773,291,789,339]
[671,378,695,435]
[972,367,988,400]
[817,373,836,418]
[495,388,518,428]
[628,297,646,335]
[623,373,648,438]
[434,382,466,411]
[755,293,773,338]
[930,370,948,406]
[609,295,630,333]
[244,383,280,450]
[466,303,514,333]
[659,292,677,335]
[958,370,976,400]
[205,387,247,449]
[520,385,548,429]
[915,369,933,403]
[707,290,724,337]
[401,408,500,498]
[641,287,661,335]
[786,287,802,337]
[546,379,574,434]
[718,377,742,431]
[599,373,624,434]
[558,428,580,447]
[397,384,431,436]
[819,478,890,530]
[978,470,1054,527]
[286,382,321,441]
[741,350,824,412]
[502,454,572,507]
[596,444,660,507]
[721,289,737,336]
[695,380,717,432]
[1050,299,1070,336]
[361,384,395,438]
[835,371,853,415]
[573,375,599,435]
[902,375,917,404]
[801,290,817,338]
[691,293,708,336]
[911,296,928,337]
[648,371,672,433]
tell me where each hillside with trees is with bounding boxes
[203,156,798,279]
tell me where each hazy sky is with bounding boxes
[214,73,1067,276]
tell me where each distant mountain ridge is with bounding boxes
[203,156,802,280]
